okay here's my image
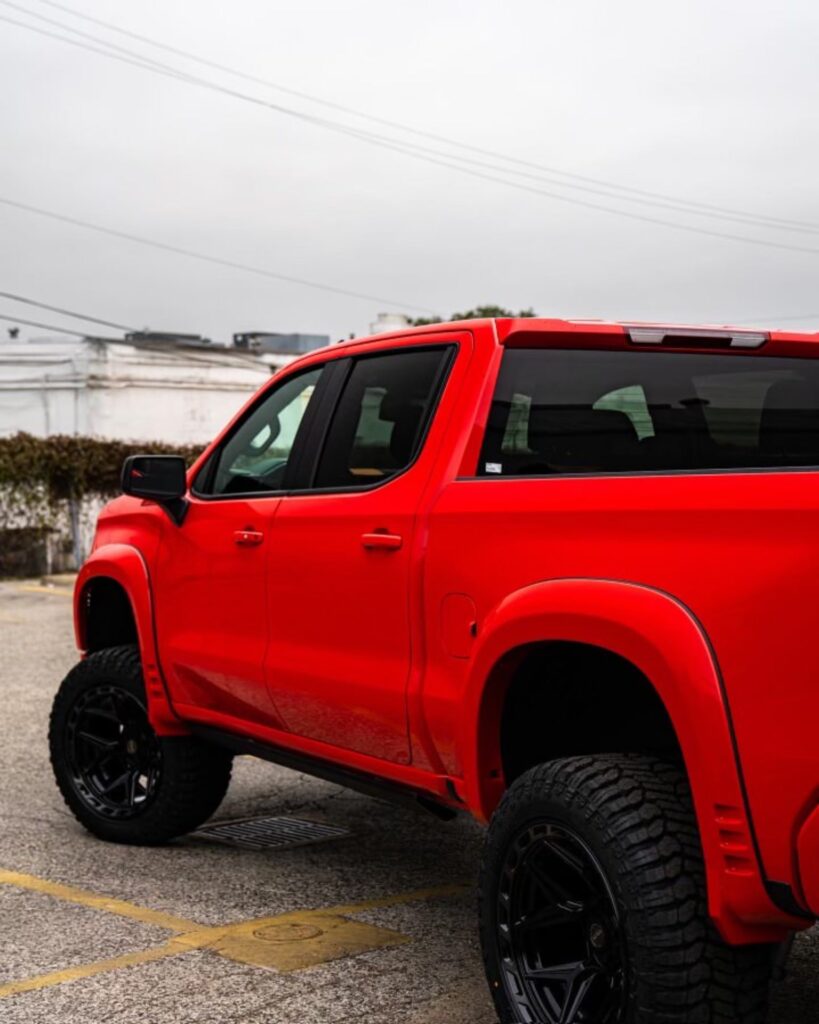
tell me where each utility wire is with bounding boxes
[0,312,89,336]
[2,1,201,79]
[0,289,136,331]
[27,0,819,235]
[5,8,819,261]
[8,2,819,236]
[0,197,439,313]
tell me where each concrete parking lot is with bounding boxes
[1,578,818,1023]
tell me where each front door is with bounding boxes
[152,363,326,727]
[265,341,459,764]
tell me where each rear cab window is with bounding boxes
[479,348,819,476]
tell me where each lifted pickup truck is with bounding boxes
[50,317,819,1022]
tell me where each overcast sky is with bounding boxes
[2,0,818,343]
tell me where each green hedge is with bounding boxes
[0,434,206,575]
[0,433,205,504]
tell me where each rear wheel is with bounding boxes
[49,645,232,844]
[479,754,774,1023]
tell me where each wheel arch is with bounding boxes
[496,640,683,787]
[461,577,800,944]
[80,576,138,653]
[75,544,186,735]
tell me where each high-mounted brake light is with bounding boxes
[626,326,768,349]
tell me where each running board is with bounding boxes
[190,724,459,821]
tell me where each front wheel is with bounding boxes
[479,755,774,1023]
[49,645,232,844]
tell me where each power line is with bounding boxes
[0,289,136,331]
[2,1,201,81]
[7,2,819,237]
[0,312,89,336]
[0,197,439,313]
[5,8,819,261]
[28,0,819,236]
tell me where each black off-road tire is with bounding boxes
[49,644,233,844]
[479,754,774,1023]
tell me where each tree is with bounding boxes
[408,305,536,326]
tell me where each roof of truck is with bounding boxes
[494,316,819,344]
[333,317,819,349]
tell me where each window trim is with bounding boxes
[458,464,819,483]
[279,358,351,490]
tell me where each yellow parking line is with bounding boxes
[0,869,468,998]
[0,870,194,932]
[0,943,182,999]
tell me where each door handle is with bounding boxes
[234,528,264,547]
[361,531,403,551]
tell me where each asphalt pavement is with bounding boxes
[1,578,817,1023]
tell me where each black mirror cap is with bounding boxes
[121,454,187,501]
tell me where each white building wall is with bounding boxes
[83,340,277,445]
[369,313,411,335]
[0,336,290,444]
[0,339,90,437]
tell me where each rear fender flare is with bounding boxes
[461,577,797,943]
[75,544,186,735]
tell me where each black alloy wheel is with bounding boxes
[497,820,626,1023]
[65,683,161,819]
[51,645,233,844]
[480,756,776,1024]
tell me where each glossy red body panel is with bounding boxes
[263,331,472,764]
[78,316,819,944]
[424,471,819,886]
[151,496,284,728]
[75,536,186,735]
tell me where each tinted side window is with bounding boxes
[314,347,451,488]
[202,366,323,495]
[480,348,819,476]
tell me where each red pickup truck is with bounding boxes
[50,317,819,1022]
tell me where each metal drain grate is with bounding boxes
[193,815,351,851]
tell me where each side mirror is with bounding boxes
[121,455,188,525]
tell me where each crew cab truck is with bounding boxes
[49,317,819,1023]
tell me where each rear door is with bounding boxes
[264,337,464,763]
